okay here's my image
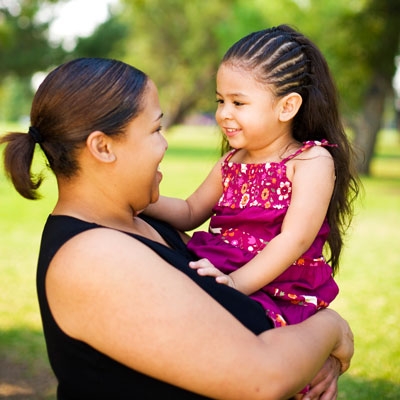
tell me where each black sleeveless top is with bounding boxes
[37,215,272,399]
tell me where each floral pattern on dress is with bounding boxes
[216,155,291,253]
[215,140,337,256]
[188,140,339,328]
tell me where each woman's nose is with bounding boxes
[162,133,168,150]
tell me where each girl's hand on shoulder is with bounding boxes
[189,258,236,289]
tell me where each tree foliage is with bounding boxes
[121,0,400,173]
[0,0,66,79]
[71,14,128,60]
[119,0,307,126]
[1,0,399,173]
[0,0,127,120]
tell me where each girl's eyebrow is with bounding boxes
[216,90,249,98]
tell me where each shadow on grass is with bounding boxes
[0,328,56,400]
[338,374,400,399]
[1,328,399,400]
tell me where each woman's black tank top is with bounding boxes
[36,214,272,399]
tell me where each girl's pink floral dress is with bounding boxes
[187,140,339,327]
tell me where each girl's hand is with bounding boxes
[189,258,236,289]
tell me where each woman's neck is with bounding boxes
[53,178,139,233]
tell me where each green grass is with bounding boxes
[0,124,399,398]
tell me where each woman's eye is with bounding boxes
[233,101,244,106]
[216,99,224,104]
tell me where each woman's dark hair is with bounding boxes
[0,58,149,199]
[219,25,360,273]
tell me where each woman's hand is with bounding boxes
[328,310,354,375]
[301,310,354,400]
[189,258,236,289]
[300,356,341,400]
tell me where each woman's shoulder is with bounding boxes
[50,226,144,277]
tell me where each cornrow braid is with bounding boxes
[223,27,311,97]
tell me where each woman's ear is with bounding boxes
[278,93,303,122]
[86,131,116,163]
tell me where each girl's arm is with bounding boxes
[193,146,335,295]
[144,156,224,231]
[47,227,352,400]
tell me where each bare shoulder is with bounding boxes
[297,144,333,160]
[288,145,335,181]
[46,228,166,336]
[52,227,150,272]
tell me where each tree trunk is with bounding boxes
[351,73,391,175]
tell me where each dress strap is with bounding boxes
[223,149,239,163]
[281,139,337,164]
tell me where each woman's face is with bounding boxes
[112,80,168,213]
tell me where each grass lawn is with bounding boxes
[0,124,399,399]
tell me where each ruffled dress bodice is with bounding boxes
[188,140,339,326]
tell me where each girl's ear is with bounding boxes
[278,93,303,122]
[86,131,116,163]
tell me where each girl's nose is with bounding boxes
[217,104,232,121]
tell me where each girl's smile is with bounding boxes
[215,64,292,158]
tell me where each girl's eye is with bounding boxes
[155,126,162,134]
[216,99,224,104]
[233,101,244,106]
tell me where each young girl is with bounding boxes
[146,25,360,328]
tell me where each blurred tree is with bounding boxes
[71,13,128,59]
[339,0,400,174]
[119,0,311,127]
[119,0,400,174]
[120,0,229,127]
[1,0,398,173]
[0,0,66,80]
[0,0,68,120]
[0,0,129,121]
[0,76,31,122]
[300,0,400,174]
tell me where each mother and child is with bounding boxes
[146,24,360,328]
[1,25,357,399]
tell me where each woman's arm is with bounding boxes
[144,157,223,231]
[192,147,336,295]
[46,227,352,400]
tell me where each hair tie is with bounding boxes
[28,126,43,144]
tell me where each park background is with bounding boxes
[1,0,399,398]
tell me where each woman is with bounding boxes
[0,58,353,400]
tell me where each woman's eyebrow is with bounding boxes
[154,112,164,122]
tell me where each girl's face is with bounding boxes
[215,64,290,154]
[112,80,168,212]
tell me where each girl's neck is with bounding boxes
[236,138,300,164]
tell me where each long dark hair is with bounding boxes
[1,58,148,199]
[219,25,360,273]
